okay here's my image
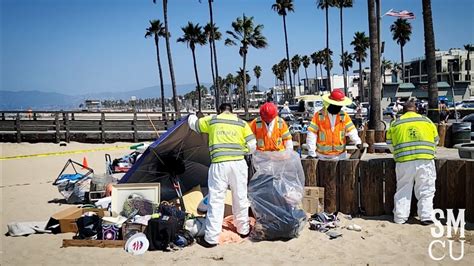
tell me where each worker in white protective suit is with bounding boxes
[306,89,362,159]
[386,98,438,225]
[188,103,256,247]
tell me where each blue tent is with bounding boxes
[119,116,210,200]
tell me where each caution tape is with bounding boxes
[0,145,130,161]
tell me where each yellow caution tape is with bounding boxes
[0,145,130,161]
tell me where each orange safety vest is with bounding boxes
[249,116,292,151]
[308,109,355,156]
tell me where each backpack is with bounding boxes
[75,213,102,240]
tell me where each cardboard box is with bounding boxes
[302,196,324,214]
[46,206,105,233]
[304,186,324,198]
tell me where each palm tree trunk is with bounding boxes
[242,53,249,118]
[191,48,202,111]
[358,60,363,101]
[282,15,294,102]
[209,40,216,94]
[319,64,324,91]
[304,67,309,94]
[293,73,297,96]
[297,68,301,87]
[162,0,180,117]
[314,63,319,93]
[400,45,405,82]
[340,6,347,95]
[422,0,439,122]
[154,35,167,120]
[368,0,382,130]
[208,0,220,110]
[257,77,259,91]
[325,7,332,91]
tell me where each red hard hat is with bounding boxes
[329,89,346,101]
[260,102,278,123]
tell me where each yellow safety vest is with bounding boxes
[386,112,439,163]
[197,113,255,163]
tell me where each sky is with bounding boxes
[1,0,473,95]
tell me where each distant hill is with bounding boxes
[0,83,209,110]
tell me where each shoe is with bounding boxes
[421,220,433,226]
[197,237,217,248]
[238,232,250,238]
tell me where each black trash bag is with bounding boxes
[145,215,179,251]
[75,214,102,240]
[248,151,307,241]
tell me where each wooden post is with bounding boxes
[434,159,448,210]
[318,160,338,213]
[444,124,453,148]
[360,159,385,216]
[301,158,318,186]
[1,112,5,121]
[33,112,37,121]
[374,130,385,143]
[54,112,60,143]
[446,160,466,210]
[366,130,375,153]
[133,111,138,142]
[100,113,105,143]
[338,159,359,215]
[71,112,75,121]
[465,160,474,223]
[437,123,446,147]
[383,158,397,215]
[15,113,21,143]
[64,112,70,143]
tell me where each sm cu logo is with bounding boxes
[428,209,466,261]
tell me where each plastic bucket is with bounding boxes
[452,122,472,145]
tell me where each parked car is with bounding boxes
[450,99,474,119]
[384,102,395,116]
[461,113,474,140]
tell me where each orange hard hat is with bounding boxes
[260,102,278,123]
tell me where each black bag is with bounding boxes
[75,214,102,240]
[158,202,186,229]
[145,215,179,251]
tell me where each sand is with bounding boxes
[1,142,473,265]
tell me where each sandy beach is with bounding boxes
[1,142,473,265]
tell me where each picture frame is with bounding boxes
[111,183,160,215]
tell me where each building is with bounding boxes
[248,91,266,108]
[84,100,101,111]
[402,48,473,94]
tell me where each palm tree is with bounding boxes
[301,55,311,93]
[334,0,353,94]
[321,48,333,90]
[145,20,167,118]
[272,0,295,102]
[368,0,382,130]
[204,23,222,108]
[291,55,301,96]
[381,58,392,84]
[311,51,323,93]
[205,0,221,109]
[317,0,336,91]
[225,14,268,116]
[351,31,369,101]
[339,51,353,91]
[253,65,262,91]
[390,18,412,82]
[272,64,279,87]
[279,58,290,99]
[152,0,179,117]
[422,0,439,122]
[177,22,207,111]
[465,44,472,82]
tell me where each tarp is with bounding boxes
[119,116,210,201]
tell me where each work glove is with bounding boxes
[307,150,318,159]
